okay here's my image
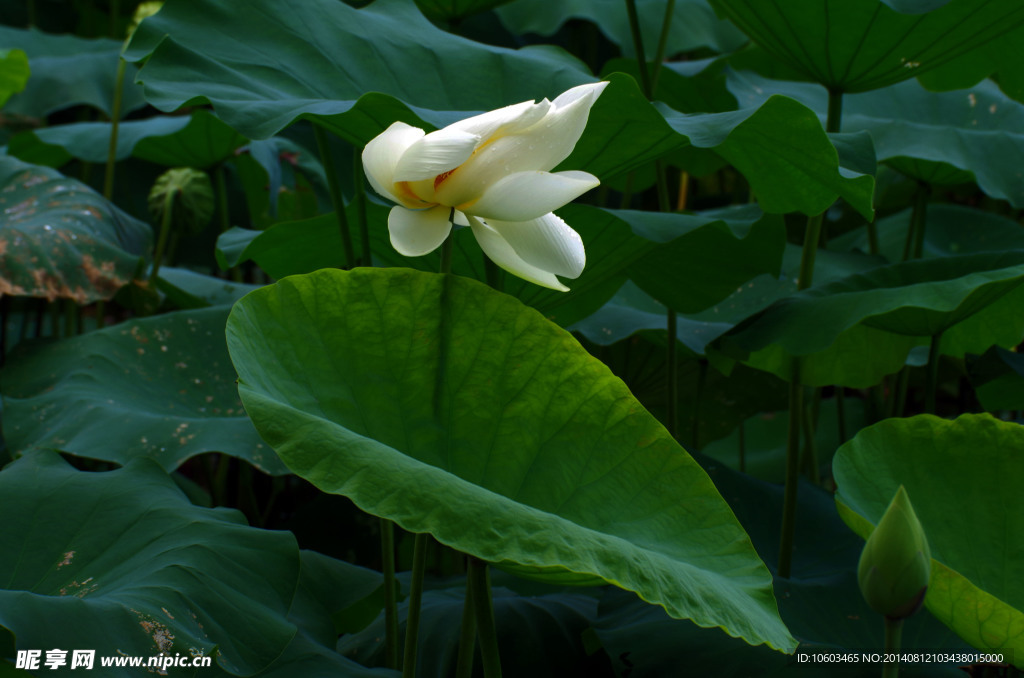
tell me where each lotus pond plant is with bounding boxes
[1,0,1023,677]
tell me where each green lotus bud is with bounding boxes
[857,485,931,620]
[148,168,215,236]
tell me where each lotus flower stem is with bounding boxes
[455,569,477,678]
[778,365,803,578]
[625,0,680,439]
[352,147,371,266]
[779,87,845,577]
[401,532,429,678]
[313,124,355,269]
[402,232,459,676]
[883,617,903,678]
[650,0,676,92]
[468,557,502,678]
[381,519,399,669]
[103,57,127,200]
[624,0,651,95]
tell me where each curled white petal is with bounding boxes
[362,121,425,208]
[463,170,599,222]
[467,215,571,292]
[388,205,453,257]
[551,81,609,110]
[437,81,608,204]
[393,127,480,182]
[484,213,585,280]
[448,99,549,140]
[509,81,608,171]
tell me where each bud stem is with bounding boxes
[883,616,903,678]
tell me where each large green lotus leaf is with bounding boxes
[709,0,1024,93]
[496,0,747,59]
[1,306,288,475]
[0,48,29,109]
[830,205,1024,358]
[211,550,395,678]
[729,72,1024,206]
[339,586,602,677]
[915,22,1024,102]
[122,0,594,140]
[622,205,785,312]
[0,25,147,118]
[0,451,300,676]
[187,550,395,677]
[0,153,151,303]
[6,116,186,168]
[289,551,384,648]
[9,109,247,168]
[844,80,1024,206]
[834,414,1024,666]
[657,95,875,219]
[717,252,1024,386]
[226,267,796,652]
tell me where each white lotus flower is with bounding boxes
[362,81,608,291]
